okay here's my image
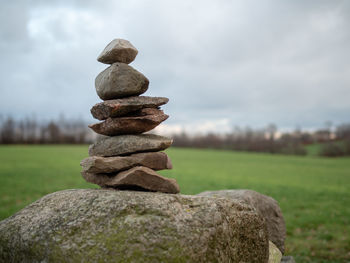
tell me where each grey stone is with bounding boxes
[82,166,180,194]
[91,96,169,120]
[95,63,149,100]
[81,152,172,174]
[268,241,282,263]
[88,134,173,157]
[89,108,168,136]
[198,189,286,253]
[281,256,296,263]
[0,189,269,263]
[97,38,138,64]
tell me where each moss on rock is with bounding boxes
[0,189,269,262]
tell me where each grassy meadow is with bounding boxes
[0,145,349,262]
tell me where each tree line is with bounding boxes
[0,116,349,157]
[172,123,350,157]
[0,116,94,144]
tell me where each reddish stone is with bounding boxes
[82,166,180,194]
[89,108,168,136]
[91,96,169,120]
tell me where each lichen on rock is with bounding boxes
[0,189,269,263]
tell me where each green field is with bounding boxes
[0,145,349,262]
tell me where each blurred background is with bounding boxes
[0,1,349,262]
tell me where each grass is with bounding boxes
[305,143,323,156]
[0,145,349,262]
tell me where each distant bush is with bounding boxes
[344,140,350,155]
[280,144,307,156]
[319,143,345,157]
[172,127,309,156]
[336,124,350,140]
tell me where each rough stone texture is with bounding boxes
[89,108,168,136]
[281,256,296,263]
[82,166,180,194]
[97,38,138,64]
[95,63,149,100]
[89,134,173,157]
[91,96,169,120]
[268,241,282,263]
[81,152,172,174]
[0,189,269,263]
[198,189,286,253]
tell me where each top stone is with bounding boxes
[97,39,138,64]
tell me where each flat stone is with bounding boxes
[198,189,286,253]
[268,241,282,263]
[97,39,138,64]
[89,108,168,136]
[81,152,172,174]
[0,189,269,262]
[82,166,180,194]
[95,63,149,100]
[88,134,173,157]
[91,96,169,120]
[281,256,296,263]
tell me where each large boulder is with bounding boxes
[0,189,269,263]
[198,189,286,253]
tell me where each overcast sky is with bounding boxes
[1,0,349,133]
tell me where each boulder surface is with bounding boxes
[0,189,269,263]
[198,189,286,253]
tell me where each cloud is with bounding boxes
[0,0,349,132]
[155,118,231,135]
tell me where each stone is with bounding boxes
[281,256,296,263]
[91,96,169,120]
[80,152,172,174]
[89,108,168,136]
[88,134,173,157]
[82,166,180,194]
[0,189,269,262]
[268,241,282,263]
[198,189,286,253]
[97,38,138,64]
[95,63,149,100]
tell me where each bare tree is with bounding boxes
[1,117,15,144]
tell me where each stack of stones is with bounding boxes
[80,39,180,194]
